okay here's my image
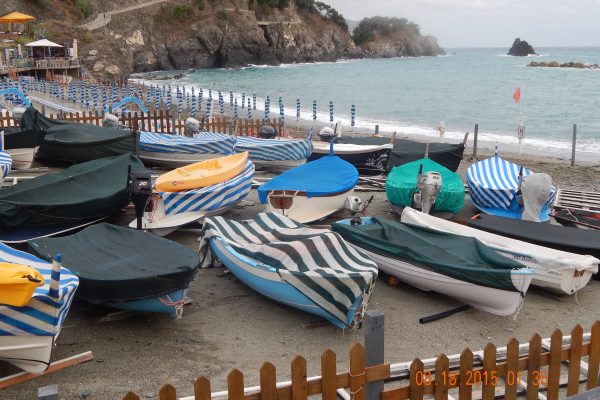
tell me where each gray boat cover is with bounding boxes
[521,173,553,222]
[200,212,377,326]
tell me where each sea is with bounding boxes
[134,47,600,161]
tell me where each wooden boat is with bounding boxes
[552,209,600,230]
[466,155,556,221]
[402,207,599,293]
[0,153,144,243]
[0,245,79,373]
[258,155,358,223]
[233,133,313,170]
[2,126,45,169]
[155,152,248,192]
[386,158,464,213]
[309,137,393,175]
[332,216,534,316]
[29,223,199,316]
[130,161,255,236]
[138,131,236,167]
[200,213,377,329]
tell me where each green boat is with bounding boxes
[386,158,464,213]
[0,153,144,243]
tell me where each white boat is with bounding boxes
[0,245,79,373]
[6,147,35,170]
[309,140,393,175]
[332,217,534,316]
[401,207,599,294]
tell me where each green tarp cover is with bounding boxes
[19,106,66,131]
[386,158,465,213]
[331,217,525,291]
[0,153,144,228]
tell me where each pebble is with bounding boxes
[81,389,91,398]
[145,392,155,398]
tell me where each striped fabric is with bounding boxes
[160,161,255,215]
[466,156,556,210]
[0,151,12,180]
[0,244,79,337]
[235,136,313,162]
[200,213,377,326]
[139,131,235,156]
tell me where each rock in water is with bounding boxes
[508,38,537,56]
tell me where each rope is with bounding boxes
[158,288,186,319]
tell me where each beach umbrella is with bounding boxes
[279,96,285,131]
[264,95,270,121]
[241,93,246,109]
[229,91,234,107]
[177,96,183,115]
[218,91,224,116]
[312,99,317,130]
[205,94,212,120]
[247,100,252,120]
[191,93,196,117]
[234,98,238,119]
[198,88,203,111]
[167,92,173,113]
[351,104,356,133]
[252,93,257,110]
[329,100,334,126]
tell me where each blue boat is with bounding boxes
[28,223,199,317]
[234,132,313,169]
[466,155,556,221]
[200,213,378,329]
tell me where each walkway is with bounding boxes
[79,0,168,31]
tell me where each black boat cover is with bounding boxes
[337,137,465,173]
[469,214,600,260]
[332,217,526,291]
[553,209,600,230]
[0,153,144,229]
[2,126,46,150]
[19,106,66,131]
[29,223,199,304]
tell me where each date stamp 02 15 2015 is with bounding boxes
[414,369,549,388]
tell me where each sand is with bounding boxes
[1,104,599,399]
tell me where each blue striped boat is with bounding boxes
[138,131,236,167]
[466,156,556,221]
[0,150,11,181]
[0,244,79,373]
[234,135,312,168]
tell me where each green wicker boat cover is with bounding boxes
[386,158,464,213]
[0,153,144,228]
[332,217,526,292]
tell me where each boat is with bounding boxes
[257,153,359,223]
[466,155,556,221]
[0,144,11,183]
[29,223,199,316]
[386,158,464,214]
[155,152,248,192]
[2,127,45,170]
[194,131,313,170]
[137,131,236,167]
[199,212,378,329]
[0,153,144,243]
[129,160,255,236]
[309,135,393,175]
[0,244,79,373]
[552,209,600,230]
[401,207,598,293]
[331,216,533,316]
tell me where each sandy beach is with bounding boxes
[1,99,599,399]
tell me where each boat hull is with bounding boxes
[6,147,35,170]
[0,335,54,373]
[252,158,306,170]
[106,288,188,317]
[264,189,353,223]
[138,150,222,167]
[309,142,391,175]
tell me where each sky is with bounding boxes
[324,0,600,48]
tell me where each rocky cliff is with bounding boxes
[508,38,536,56]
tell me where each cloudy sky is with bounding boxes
[325,0,600,48]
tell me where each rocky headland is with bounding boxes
[508,38,536,56]
[528,61,599,69]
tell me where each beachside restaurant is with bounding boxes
[0,11,34,41]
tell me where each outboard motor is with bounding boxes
[344,195,374,225]
[413,164,442,214]
[258,125,277,139]
[128,169,153,229]
[319,126,336,142]
[184,117,200,137]
[520,173,553,222]
[103,113,120,128]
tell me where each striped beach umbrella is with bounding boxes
[241,93,246,109]
[351,104,356,129]
[198,88,203,111]
[191,92,196,117]
[167,92,173,113]
[247,100,252,119]
[278,96,285,130]
[296,97,301,120]
[229,91,234,107]
[234,98,238,119]
[177,96,183,115]
[218,91,224,116]
[252,93,257,110]
[264,95,270,121]
[329,100,334,126]
[205,94,212,120]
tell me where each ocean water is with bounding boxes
[137,47,600,159]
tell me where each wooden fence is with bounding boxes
[0,110,284,136]
[122,321,599,400]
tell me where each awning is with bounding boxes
[25,38,63,47]
[0,11,36,24]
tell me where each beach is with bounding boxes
[1,130,599,398]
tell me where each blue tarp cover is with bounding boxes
[258,156,358,204]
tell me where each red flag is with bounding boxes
[513,86,521,104]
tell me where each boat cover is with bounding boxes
[0,151,10,179]
[2,126,46,150]
[386,158,464,213]
[0,243,78,336]
[332,217,526,292]
[141,131,235,155]
[200,212,377,326]
[0,153,144,229]
[29,223,198,304]
[466,156,556,214]
[235,135,313,162]
[19,106,65,131]
[337,137,464,172]
[257,156,358,204]
[159,161,255,215]
[469,214,600,260]
[553,209,600,230]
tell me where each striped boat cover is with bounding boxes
[0,151,11,179]
[466,156,556,210]
[139,131,235,155]
[200,213,377,327]
[235,136,313,162]
[160,161,255,215]
[0,244,79,336]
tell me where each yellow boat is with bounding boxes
[155,152,249,192]
[0,262,45,307]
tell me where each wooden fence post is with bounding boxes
[260,362,277,400]
[547,329,563,400]
[194,376,211,400]
[526,333,542,400]
[291,356,308,400]
[567,325,583,396]
[122,391,140,400]
[228,369,245,400]
[364,311,384,400]
[349,343,366,400]
[504,338,519,400]
[409,359,424,400]
[587,321,600,390]
[158,383,177,400]
[459,349,473,400]
[434,354,449,400]
[321,349,337,400]
[482,343,497,400]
